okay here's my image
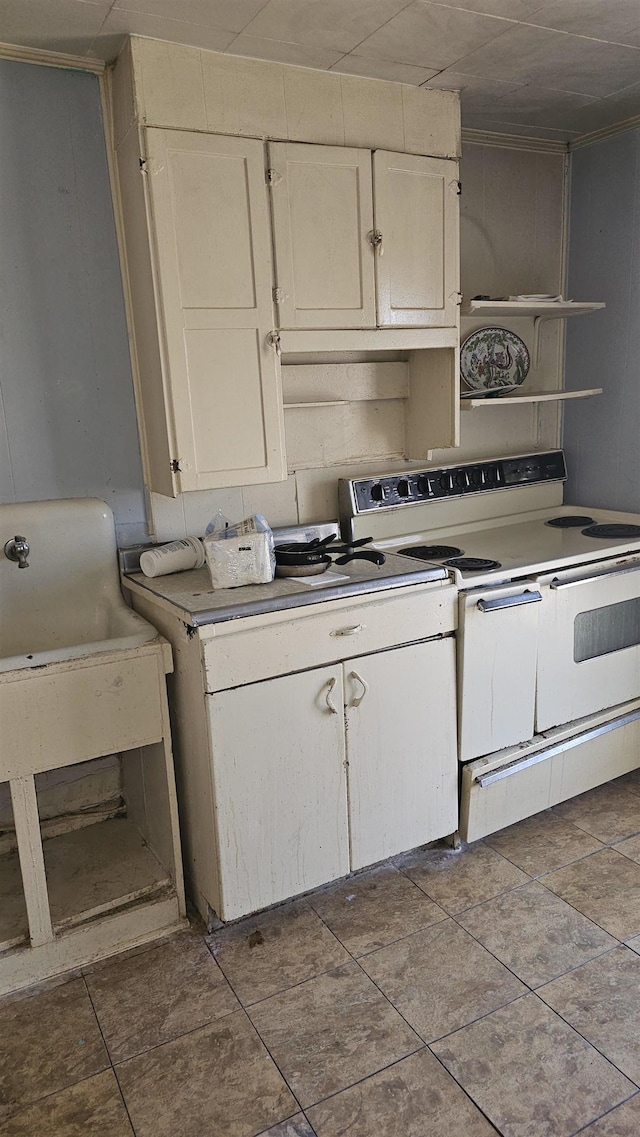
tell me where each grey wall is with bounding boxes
[563,128,640,510]
[0,59,147,545]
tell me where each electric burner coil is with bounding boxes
[582,524,640,539]
[443,556,502,572]
[546,515,595,528]
[402,544,464,560]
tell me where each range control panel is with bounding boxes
[341,451,566,515]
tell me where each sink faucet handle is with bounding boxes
[4,535,30,568]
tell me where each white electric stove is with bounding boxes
[339,451,640,841]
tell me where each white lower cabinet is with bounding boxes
[130,583,458,924]
[207,636,457,919]
[208,666,349,921]
[346,639,458,870]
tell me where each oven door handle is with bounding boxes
[477,590,542,612]
[550,561,640,590]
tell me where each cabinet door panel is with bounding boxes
[345,640,458,869]
[145,129,286,491]
[208,667,348,920]
[269,142,375,329]
[373,151,459,328]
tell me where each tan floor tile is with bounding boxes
[307,1048,498,1136]
[116,1008,296,1137]
[0,977,108,1122]
[308,865,446,957]
[627,935,640,954]
[615,768,640,797]
[259,1118,316,1137]
[614,833,640,865]
[579,1094,640,1135]
[399,842,528,915]
[208,900,349,1004]
[484,810,604,876]
[553,783,640,844]
[86,933,238,1061]
[248,961,421,1108]
[538,947,640,1084]
[0,1070,133,1136]
[432,994,635,1137]
[360,919,526,1042]
[458,880,616,987]
[542,849,640,940]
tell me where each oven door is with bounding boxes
[457,581,542,761]
[536,556,640,732]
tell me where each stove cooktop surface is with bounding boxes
[385,505,640,585]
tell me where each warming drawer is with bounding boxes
[460,700,640,842]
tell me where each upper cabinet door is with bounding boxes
[144,129,286,492]
[269,142,376,330]
[373,151,460,328]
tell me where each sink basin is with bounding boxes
[0,498,157,673]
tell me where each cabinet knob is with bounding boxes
[368,229,384,257]
[330,624,364,637]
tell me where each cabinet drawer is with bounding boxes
[203,585,456,692]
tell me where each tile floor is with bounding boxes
[2,773,640,1137]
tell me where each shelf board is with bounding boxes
[43,816,172,932]
[462,299,605,319]
[283,401,350,409]
[461,387,603,409]
[0,850,29,953]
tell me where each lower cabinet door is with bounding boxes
[345,639,458,870]
[208,666,349,920]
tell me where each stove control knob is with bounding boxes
[468,468,483,488]
[397,479,411,499]
[370,482,388,503]
[417,475,433,497]
[439,472,454,493]
[454,470,468,490]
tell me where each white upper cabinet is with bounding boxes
[373,151,460,329]
[269,141,459,332]
[120,127,286,495]
[268,142,376,330]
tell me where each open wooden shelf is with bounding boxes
[462,299,605,320]
[462,298,606,368]
[0,850,29,953]
[43,816,172,932]
[0,815,173,954]
[461,387,603,410]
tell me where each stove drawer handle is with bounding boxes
[477,590,542,612]
[330,624,364,636]
[550,562,640,589]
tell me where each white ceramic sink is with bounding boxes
[0,498,157,673]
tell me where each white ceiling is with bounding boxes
[2,0,640,141]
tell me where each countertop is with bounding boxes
[123,554,448,627]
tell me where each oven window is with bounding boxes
[575,597,640,662]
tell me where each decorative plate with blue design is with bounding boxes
[461,327,530,394]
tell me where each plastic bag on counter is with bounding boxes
[203,514,275,589]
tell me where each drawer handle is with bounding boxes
[330,624,364,637]
[324,677,339,715]
[350,670,369,708]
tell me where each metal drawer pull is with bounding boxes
[476,706,640,787]
[324,677,339,714]
[550,562,640,589]
[477,591,542,612]
[350,670,369,708]
[330,624,364,636]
